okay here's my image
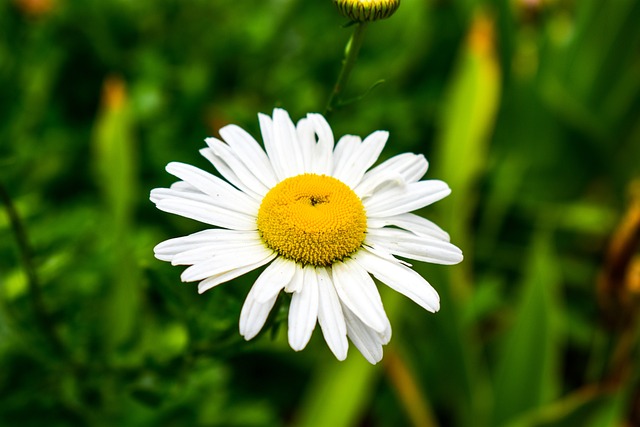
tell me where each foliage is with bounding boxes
[1,0,639,425]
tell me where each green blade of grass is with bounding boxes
[492,231,562,425]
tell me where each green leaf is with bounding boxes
[92,76,137,231]
[434,11,502,299]
[436,17,501,201]
[294,355,380,427]
[504,386,627,427]
[492,232,563,425]
[429,12,502,424]
[91,76,141,351]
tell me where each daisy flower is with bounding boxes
[151,108,462,364]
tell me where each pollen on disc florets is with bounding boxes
[257,174,367,267]
[333,0,400,22]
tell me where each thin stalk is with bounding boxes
[325,22,368,115]
[384,347,439,427]
[0,182,65,357]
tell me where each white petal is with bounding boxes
[151,182,198,203]
[342,303,385,365]
[332,131,387,188]
[288,266,319,351]
[151,186,256,221]
[375,152,429,182]
[364,180,451,218]
[316,267,348,360]
[366,228,463,265]
[150,187,208,205]
[354,153,428,198]
[379,319,392,345]
[259,112,286,180]
[251,257,297,303]
[163,162,260,216]
[331,260,390,333]
[353,249,440,313]
[155,197,257,230]
[154,229,260,262]
[332,135,360,179]
[205,137,271,196]
[199,148,263,200]
[258,112,274,158]
[171,240,265,266]
[284,263,304,293]
[239,282,279,340]
[197,252,277,293]
[181,244,274,282]
[294,117,314,171]
[169,180,199,192]
[219,124,278,189]
[367,213,451,241]
[363,243,413,267]
[307,113,334,175]
[268,108,305,180]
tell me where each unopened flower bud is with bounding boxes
[333,0,400,22]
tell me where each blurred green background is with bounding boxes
[1,0,639,425]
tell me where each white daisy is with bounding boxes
[151,108,462,364]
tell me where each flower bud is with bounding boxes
[333,0,400,22]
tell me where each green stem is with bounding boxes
[325,22,368,116]
[0,182,66,357]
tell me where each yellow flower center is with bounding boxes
[257,174,367,266]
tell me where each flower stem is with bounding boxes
[0,182,66,357]
[325,22,368,116]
